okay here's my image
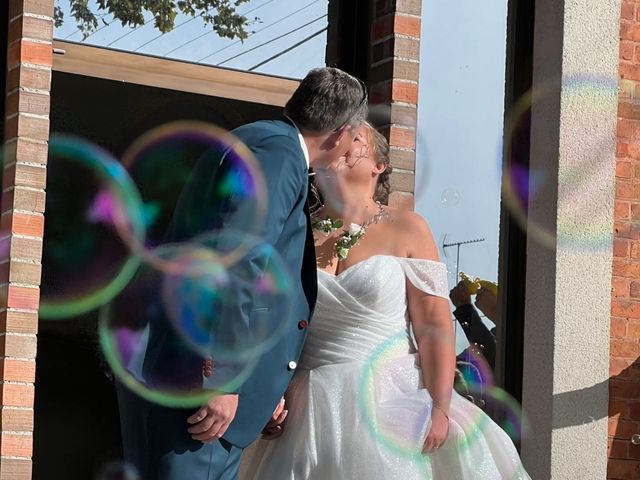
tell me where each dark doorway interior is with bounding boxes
[34,71,282,480]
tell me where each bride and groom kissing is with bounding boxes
[117,67,531,479]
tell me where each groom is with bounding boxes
[118,67,368,479]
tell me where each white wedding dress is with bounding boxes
[240,255,531,479]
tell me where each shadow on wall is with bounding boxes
[551,356,640,478]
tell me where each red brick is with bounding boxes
[631,280,640,298]
[612,300,640,319]
[389,147,416,170]
[7,40,52,69]
[0,334,37,359]
[628,319,640,338]
[610,438,630,458]
[6,285,40,310]
[8,261,42,286]
[394,36,420,60]
[0,359,35,383]
[0,384,34,409]
[392,80,419,104]
[19,16,53,42]
[620,101,640,121]
[615,180,640,199]
[614,238,630,257]
[616,200,631,219]
[0,311,38,335]
[7,213,45,237]
[618,142,630,158]
[389,169,415,193]
[607,458,640,479]
[0,433,32,458]
[613,259,640,277]
[17,91,50,117]
[611,357,633,376]
[611,338,640,358]
[395,0,422,16]
[622,1,636,20]
[0,408,34,432]
[631,241,640,258]
[388,125,416,149]
[0,457,31,480]
[9,237,43,262]
[611,378,640,398]
[6,65,51,92]
[621,63,640,82]
[618,119,638,139]
[622,41,635,61]
[394,15,421,38]
[612,316,628,337]
[9,0,55,18]
[9,187,47,213]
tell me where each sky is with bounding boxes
[415,0,509,351]
[54,0,328,78]
[53,0,509,352]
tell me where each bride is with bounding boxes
[240,122,531,479]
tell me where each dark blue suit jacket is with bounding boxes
[143,118,317,449]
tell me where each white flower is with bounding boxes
[338,247,350,259]
[349,223,364,236]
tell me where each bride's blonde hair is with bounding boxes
[362,121,392,205]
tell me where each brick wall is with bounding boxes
[369,0,421,211]
[609,1,640,479]
[1,1,53,478]
[326,0,421,211]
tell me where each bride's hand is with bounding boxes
[422,407,449,454]
[261,397,289,440]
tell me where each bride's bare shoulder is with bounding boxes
[384,208,438,259]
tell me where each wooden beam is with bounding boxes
[51,40,299,107]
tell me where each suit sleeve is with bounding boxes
[200,135,306,393]
[453,304,496,369]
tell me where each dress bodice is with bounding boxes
[299,255,449,369]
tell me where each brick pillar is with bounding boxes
[2,1,53,478]
[369,0,421,211]
[609,1,640,478]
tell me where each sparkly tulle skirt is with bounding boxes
[240,256,531,479]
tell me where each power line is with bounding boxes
[105,13,154,47]
[248,27,327,71]
[134,0,277,53]
[192,0,321,62]
[216,14,326,67]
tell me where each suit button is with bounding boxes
[298,320,309,330]
[288,361,297,371]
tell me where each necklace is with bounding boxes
[312,201,387,260]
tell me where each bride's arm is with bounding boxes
[402,213,456,452]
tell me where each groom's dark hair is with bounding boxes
[284,67,368,134]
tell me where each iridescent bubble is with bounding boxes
[359,333,431,462]
[119,121,268,272]
[359,332,528,470]
[40,135,146,320]
[441,189,461,207]
[95,461,139,480]
[631,433,640,445]
[99,234,294,407]
[501,73,618,251]
[160,231,295,361]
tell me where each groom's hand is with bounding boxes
[187,393,239,443]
